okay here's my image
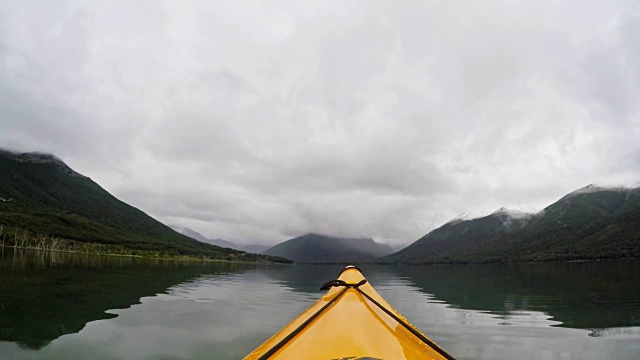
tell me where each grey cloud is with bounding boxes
[2,0,639,245]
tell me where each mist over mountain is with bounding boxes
[380,185,640,264]
[263,233,394,264]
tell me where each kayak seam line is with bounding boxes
[355,287,458,360]
[257,287,349,360]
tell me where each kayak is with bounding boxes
[244,265,455,360]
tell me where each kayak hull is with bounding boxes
[244,266,453,360]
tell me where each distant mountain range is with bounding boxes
[380,184,640,264]
[3,149,637,265]
[174,183,640,264]
[240,243,271,254]
[0,149,287,262]
[263,233,394,263]
[170,225,270,253]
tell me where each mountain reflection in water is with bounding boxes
[0,248,250,349]
[387,261,640,329]
[0,249,639,360]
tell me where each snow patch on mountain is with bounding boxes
[563,184,631,199]
[445,212,472,225]
[490,207,535,219]
[445,207,534,226]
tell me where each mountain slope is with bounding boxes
[0,150,286,262]
[170,225,269,253]
[170,225,211,243]
[263,233,393,263]
[380,208,532,263]
[511,186,640,261]
[239,244,270,254]
[380,185,640,264]
[170,225,239,249]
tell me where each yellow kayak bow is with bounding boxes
[244,266,455,360]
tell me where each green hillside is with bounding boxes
[380,186,640,264]
[263,233,393,264]
[379,209,531,264]
[0,150,289,262]
[511,188,640,261]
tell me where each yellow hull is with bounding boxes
[244,266,455,360]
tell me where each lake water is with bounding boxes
[1,248,639,359]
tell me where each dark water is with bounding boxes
[0,248,639,359]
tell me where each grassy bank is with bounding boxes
[0,225,291,263]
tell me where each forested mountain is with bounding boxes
[380,185,640,264]
[0,150,288,262]
[263,233,393,263]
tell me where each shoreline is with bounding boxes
[0,244,290,265]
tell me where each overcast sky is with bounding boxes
[1,0,639,246]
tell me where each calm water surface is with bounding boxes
[1,248,639,359]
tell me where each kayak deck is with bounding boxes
[244,266,454,360]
